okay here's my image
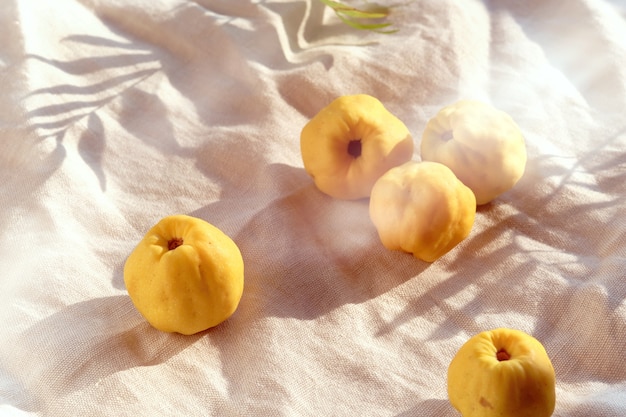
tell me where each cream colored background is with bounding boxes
[1,0,625,416]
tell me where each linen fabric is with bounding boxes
[1,0,625,416]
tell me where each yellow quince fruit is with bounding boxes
[124,214,244,335]
[447,328,556,417]
[369,161,476,262]
[420,100,527,205]
[300,94,413,200]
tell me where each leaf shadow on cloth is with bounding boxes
[7,295,201,413]
[22,2,279,190]
[86,0,285,124]
[78,113,107,191]
[22,34,162,193]
[24,52,159,138]
[374,121,626,343]
[372,204,532,341]
[515,132,626,387]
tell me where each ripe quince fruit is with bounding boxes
[369,160,476,262]
[300,94,413,200]
[420,100,527,205]
[447,328,556,417]
[124,214,244,335]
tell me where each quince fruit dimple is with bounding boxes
[447,328,556,417]
[369,161,476,262]
[300,94,413,200]
[420,100,527,205]
[124,214,244,335]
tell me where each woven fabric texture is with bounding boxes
[1,0,625,416]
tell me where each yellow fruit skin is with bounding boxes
[300,94,413,200]
[124,215,244,335]
[447,328,556,417]
[369,161,476,262]
[421,100,527,205]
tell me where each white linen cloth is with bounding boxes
[1,0,625,415]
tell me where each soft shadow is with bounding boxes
[191,163,429,321]
[233,176,429,320]
[10,295,201,412]
[116,86,191,156]
[189,163,311,227]
[111,254,126,290]
[374,211,524,340]
[395,398,454,417]
[78,113,107,191]
[535,280,626,386]
[185,162,433,414]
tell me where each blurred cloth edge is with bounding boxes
[0,0,625,416]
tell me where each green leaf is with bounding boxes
[336,14,397,33]
[339,9,388,19]
[319,0,397,33]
